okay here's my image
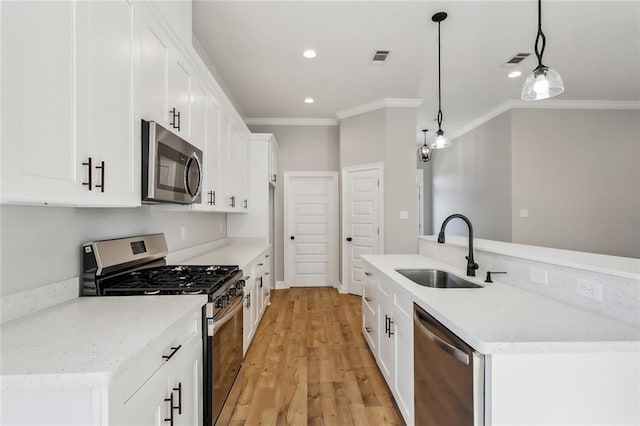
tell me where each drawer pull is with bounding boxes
[173,382,182,415]
[364,272,373,277]
[162,345,182,361]
[364,297,372,302]
[257,263,264,266]
[365,326,372,333]
[164,393,174,425]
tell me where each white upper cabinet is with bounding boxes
[269,139,279,186]
[1,1,82,205]
[167,53,192,138]
[1,0,137,207]
[136,12,169,127]
[77,0,137,206]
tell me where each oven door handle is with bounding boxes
[208,297,243,336]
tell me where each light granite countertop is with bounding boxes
[361,254,640,354]
[177,238,270,271]
[0,295,207,389]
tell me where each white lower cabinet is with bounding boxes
[362,265,414,425]
[242,249,272,355]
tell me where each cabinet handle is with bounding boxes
[385,315,390,335]
[364,297,372,302]
[388,319,395,337]
[95,161,105,193]
[169,108,177,128]
[245,294,251,308]
[265,254,269,258]
[259,278,263,288]
[265,272,270,275]
[172,382,182,415]
[244,199,248,209]
[82,157,93,190]
[230,195,236,207]
[212,190,216,205]
[257,263,264,267]
[364,272,373,277]
[365,326,372,333]
[162,345,182,361]
[273,174,277,182]
[208,191,212,205]
[164,393,174,425]
[176,111,181,132]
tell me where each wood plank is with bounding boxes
[216,287,403,425]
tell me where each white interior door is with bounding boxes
[343,165,382,296]
[284,173,338,287]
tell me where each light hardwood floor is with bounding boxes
[216,287,403,426]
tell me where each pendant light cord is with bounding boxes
[437,21,443,131]
[534,0,547,68]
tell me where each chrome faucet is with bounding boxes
[437,214,479,277]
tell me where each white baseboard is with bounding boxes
[336,280,347,294]
[275,280,288,290]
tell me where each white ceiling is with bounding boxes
[193,1,640,136]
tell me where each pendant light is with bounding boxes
[430,12,451,149]
[521,0,564,101]
[418,129,431,162]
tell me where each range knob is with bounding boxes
[229,288,237,297]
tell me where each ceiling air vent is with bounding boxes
[371,50,391,64]
[503,52,531,67]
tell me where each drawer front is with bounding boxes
[109,308,201,407]
[362,283,378,315]
[362,300,377,352]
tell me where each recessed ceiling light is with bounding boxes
[303,49,316,59]
[304,97,314,104]
[508,70,522,78]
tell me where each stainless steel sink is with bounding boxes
[395,269,483,289]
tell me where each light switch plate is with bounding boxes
[520,209,529,218]
[400,211,409,219]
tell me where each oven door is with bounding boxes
[207,294,243,425]
[142,120,202,204]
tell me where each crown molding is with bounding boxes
[451,99,640,141]
[335,98,424,120]
[245,117,339,127]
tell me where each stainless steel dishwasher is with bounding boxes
[413,303,484,425]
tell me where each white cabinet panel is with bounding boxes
[167,55,191,137]
[77,0,137,206]
[1,1,82,204]
[377,295,394,382]
[243,277,255,355]
[137,14,168,125]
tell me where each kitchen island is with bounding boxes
[360,238,640,425]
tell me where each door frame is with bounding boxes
[283,171,339,288]
[341,163,385,294]
[416,169,424,235]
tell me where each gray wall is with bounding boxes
[417,156,433,235]
[340,107,419,255]
[0,206,226,296]
[248,124,340,282]
[432,111,513,241]
[511,109,640,258]
[431,108,640,259]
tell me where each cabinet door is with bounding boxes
[243,280,254,354]
[220,116,233,210]
[377,296,394,384]
[77,0,137,207]
[239,133,249,210]
[1,1,84,205]
[190,81,208,150]
[167,53,191,137]
[136,11,168,125]
[169,335,202,426]
[255,275,264,324]
[393,297,414,424]
[269,141,278,185]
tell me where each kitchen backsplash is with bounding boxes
[418,237,640,327]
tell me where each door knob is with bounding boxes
[346,237,352,242]
[290,236,295,240]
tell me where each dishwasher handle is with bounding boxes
[414,310,470,365]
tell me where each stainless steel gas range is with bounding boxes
[82,233,242,426]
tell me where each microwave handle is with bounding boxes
[184,153,202,200]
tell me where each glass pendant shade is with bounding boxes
[430,129,451,149]
[418,144,431,162]
[521,65,564,101]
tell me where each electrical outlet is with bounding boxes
[180,226,186,240]
[530,268,548,285]
[577,279,603,301]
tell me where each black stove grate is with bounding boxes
[99,265,240,296]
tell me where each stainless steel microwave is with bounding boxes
[142,120,202,204]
